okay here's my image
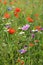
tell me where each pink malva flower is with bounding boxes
[19,49,27,54]
[21,24,30,31]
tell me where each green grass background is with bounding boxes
[0,0,43,65]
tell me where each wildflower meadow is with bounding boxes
[0,0,43,65]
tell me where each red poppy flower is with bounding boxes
[35,14,39,17]
[14,12,19,18]
[10,1,14,5]
[15,8,21,13]
[27,17,34,23]
[34,40,39,43]
[35,14,39,20]
[17,58,21,62]
[0,0,2,2]
[21,61,24,65]
[3,0,7,5]
[8,28,16,34]
[29,43,35,47]
[4,13,10,19]
[35,26,41,31]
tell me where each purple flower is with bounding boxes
[5,25,10,29]
[40,28,43,31]
[8,7,12,11]
[32,34,35,38]
[19,49,27,54]
[21,24,30,31]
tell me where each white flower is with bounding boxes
[19,31,25,34]
[12,6,15,8]
[18,27,22,29]
[2,18,6,20]
[38,31,42,34]
[32,29,38,32]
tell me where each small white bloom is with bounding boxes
[2,18,6,20]
[32,29,38,32]
[38,31,42,34]
[4,30,7,32]
[18,27,22,29]
[21,57,24,59]
[19,31,25,34]
[12,6,15,8]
